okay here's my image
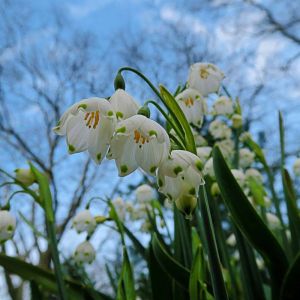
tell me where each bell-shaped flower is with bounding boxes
[109,89,140,121]
[245,168,263,183]
[14,168,36,186]
[239,148,255,168]
[74,241,96,264]
[175,88,207,127]
[212,96,234,116]
[72,210,96,234]
[196,146,212,164]
[135,184,155,203]
[187,62,225,96]
[108,115,170,176]
[293,158,300,176]
[209,119,232,140]
[53,98,116,164]
[157,150,204,218]
[0,211,16,243]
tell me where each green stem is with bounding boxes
[46,220,68,300]
[118,67,163,102]
[198,185,228,300]
[145,100,185,143]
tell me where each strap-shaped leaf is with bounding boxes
[280,252,300,300]
[0,254,111,300]
[116,247,136,300]
[213,146,288,296]
[152,233,190,289]
[160,85,196,154]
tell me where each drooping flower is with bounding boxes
[212,96,234,116]
[293,158,300,176]
[231,169,245,187]
[226,233,236,247]
[72,210,96,234]
[109,89,140,121]
[187,62,225,96]
[157,150,204,219]
[231,114,243,129]
[175,88,207,127]
[53,98,116,164]
[266,213,281,230]
[245,168,263,183]
[209,119,232,140]
[14,168,36,186]
[0,211,16,243]
[239,148,255,168]
[108,115,170,176]
[74,241,96,264]
[215,139,234,160]
[196,146,212,164]
[135,184,154,203]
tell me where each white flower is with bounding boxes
[293,158,300,176]
[266,213,281,229]
[203,157,215,178]
[157,150,204,218]
[215,139,234,160]
[53,98,116,164]
[196,146,212,164]
[194,133,208,147]
[209,120,232,140]
[109,89,140,120]
[108,115,170,176]
[175,88,207,127]
[212,96,234,116]
[74,241,96,264]
[72,210,96,234]
[112,197,127,221]
[0,211,16,243]
[239,131,252,142]
[256,257,265,270]
[135,184,154,203]
[245,168,263,183]
[14,168,35,186]
[239,148,255,168]
[187,63,225,96]
[226,234,236,247]
[231,169,245,187]
[231,114,242,129]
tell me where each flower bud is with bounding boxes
[226,233,236,247]
[211,182,220,196]
[137,105,150,118]
[231,114,242,129]
[74,241,96,264]
[135,184,154,203]
[72,210,96,234]
[14,168,36,186]
[175,194,197,220]
[114,72,125,90]
[0,211,16,243]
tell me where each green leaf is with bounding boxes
[116,247,136,300]
[29,163,54,222]
[0,254,112,300]
[148,242,173,300]
[282,169,300,254]
[247,177,266,206]
[160,85,196,154]
[152,233,190,289]
[213,146,288,297]
[280,252,300,300]
[189,245,208,300]
[108,201,125,245]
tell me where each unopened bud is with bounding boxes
[114,72,125,90]
[137,105,150,118]
[15,168,36,186]
[211,182,220,196]
[231,114,242,129]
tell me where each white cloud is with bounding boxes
[160,6,206,35]
[66,0,113,19]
